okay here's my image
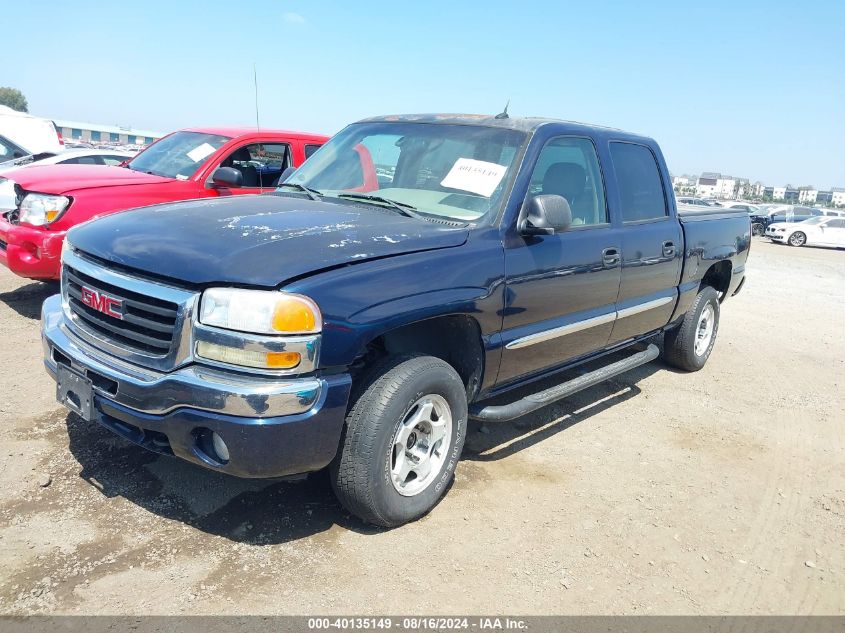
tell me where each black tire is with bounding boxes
[330,354,467,527]
[663,286,720,372]
[788,231,806,247]
[751,223,764,237]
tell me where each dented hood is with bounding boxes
[68,194,469,287]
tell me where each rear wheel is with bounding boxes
[330,354,467,527]
[788,231,807,247]
[663,286,720,372]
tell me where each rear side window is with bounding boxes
[304,144,322,159]
[610,142,668,222]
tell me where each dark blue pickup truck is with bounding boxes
[42,114,750,527]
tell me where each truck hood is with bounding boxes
[5,164,172,194]
[68,194,470,287]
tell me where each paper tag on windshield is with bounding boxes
[440,158,507,197]
[186,142,216,163]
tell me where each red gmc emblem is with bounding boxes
[80,286,123,320]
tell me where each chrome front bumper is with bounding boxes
[42,294,321,418]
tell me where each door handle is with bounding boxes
[602,247,621,268]
[662,241,676,258]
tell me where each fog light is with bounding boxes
[211,432,229,462]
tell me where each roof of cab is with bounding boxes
[356,113,654,143]
[182,127,329,142]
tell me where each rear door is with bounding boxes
[497,135,623,385]
[606,141,682,345]
[817,218,845,246]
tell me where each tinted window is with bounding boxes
[827,219,845,228]
[61,155,101,165]
[304,144,322,159]
[528,137,607,226]
[102,155,128,166]
[610,142,668,222]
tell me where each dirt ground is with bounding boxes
[0,238,842,615]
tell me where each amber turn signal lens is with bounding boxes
[272,298,318,333]
[266,351,302,369]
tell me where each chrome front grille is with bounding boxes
[61,247,197,371]
[65,264,179,355]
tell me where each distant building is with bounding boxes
[696,173,719,198]
[784,187,799,203]
[53,119,163,146]
[832,188,845,206]
[695,172,738,199]
[773,186,787,200]
[798,187,818,204]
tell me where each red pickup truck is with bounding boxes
[0,127,328,280]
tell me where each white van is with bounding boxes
[0,105,63,162]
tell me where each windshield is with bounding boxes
[127,131,230,180]
[284,122,527,223]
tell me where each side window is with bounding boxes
[610,142,669,222]
[102,155,128,166]
[304,144,322,159]
[827,219,845,228]
[221,142,291,188]
[528,137,608,226]
[61,155,101,165]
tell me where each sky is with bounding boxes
[5,1,844,188]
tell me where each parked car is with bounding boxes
[765,216,845,248]
[42,113,749,527]
[750,205,822,236]
[676,196,718,207]
[0,148,134,173]
[719,201,759,213]
[0,127,328,280]
[0,106,63,162]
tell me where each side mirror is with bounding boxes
[211,166,243,188]
[279,166,297,183]
[519,194,572,236]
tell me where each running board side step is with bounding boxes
[469,343,660,422]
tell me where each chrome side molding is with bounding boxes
[505,296,674,350]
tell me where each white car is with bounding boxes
[765,216,845,248]
[0,148,133,174]
[0,106,63,160]
[719,201,759,213]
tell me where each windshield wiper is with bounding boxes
[336,193,420,218]
[277,182,323,201]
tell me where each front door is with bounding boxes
[498,136,623,386]
[606,141,682,345]
[210,142,292,196]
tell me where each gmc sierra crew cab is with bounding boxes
[41,114,750,527]
[1,127,328,280]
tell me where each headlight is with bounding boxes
[19,193,71,226]
[199,288,321,335]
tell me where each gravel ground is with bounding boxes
[0,238,843,615]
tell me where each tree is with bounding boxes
[0,87,28,113]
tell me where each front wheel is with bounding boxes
[788,231,807,247]
[663,286,720,372]
[752,223,765,237]
[330,354,467,527]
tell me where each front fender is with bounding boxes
[285,229,506,371]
